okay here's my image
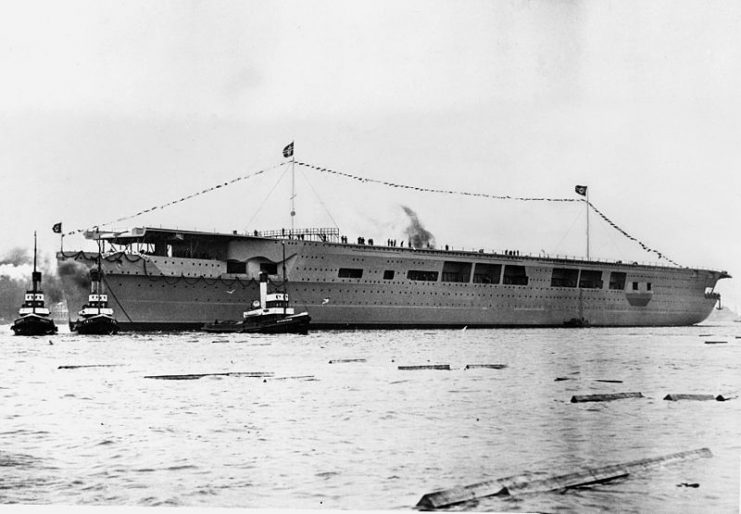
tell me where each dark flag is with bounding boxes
[574,185,587,196]
[282,142,294,158]
[52,222,62,234]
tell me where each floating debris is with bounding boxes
[663,394,727,402]
[464,364,507,370]
[144,371,273,380]
[677,482,700,488]
[398,364,451,371]
[570,392,643,403]
[267,375,315,381]
[698,334,713,337]
[594,379,624,383]
[554,377,573,382]
[328,359,367,364]
[704,341,727,345]
[58,364,123,369]
[415,448,712,509]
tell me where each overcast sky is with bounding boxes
[1,0,739,306]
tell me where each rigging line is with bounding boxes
[64,162,287,237]
[296,160,678,266]
[551,207,584,257]
[297,166,341,231]
[245,165,291,230]
[294,161,579,202]
[587,200,678,266]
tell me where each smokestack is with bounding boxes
[401,206,436,249]
[259,272,268,309]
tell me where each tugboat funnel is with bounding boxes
[259,272,268,309]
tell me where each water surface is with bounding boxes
[1,323,739,512]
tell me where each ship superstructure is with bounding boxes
[56,226,729,330]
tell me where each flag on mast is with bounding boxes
[52,222,62,234]
[282,142,294,158]
[574,185,587,196]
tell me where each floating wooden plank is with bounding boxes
[554,377,573,382]
[58,364,123,369]
[698,334,713,337]
[570,392,643,403]
[664,394,727,401]
[465,364,507,370]
[704,340,727,345]
[398,364,451,371]
[268,375,315,381]
[144,371,273,380]
[415,448,711,509]
[328,359,367,364]
[594,379,623,383]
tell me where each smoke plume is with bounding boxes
[0,249,66,322]
[57,259,91,291]
[401,206,436,249]
[0,247,31,267]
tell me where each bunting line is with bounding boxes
[294,161,678,266]
[63,156,677,266]
[587,201,678,266]
[64,163,286,236]
[293,161,580,203]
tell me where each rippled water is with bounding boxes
[1,323,739,512]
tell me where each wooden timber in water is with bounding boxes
[663,394,728,401]
[144,371,274,380]
[415,448,712,509]
[398,364,451,371]
[464,364,507,369]
[570,392,643,403]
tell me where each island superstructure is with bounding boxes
[55,226,729,330]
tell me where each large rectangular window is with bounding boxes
[473,263,501,284]
[579,269,603,289]
[441,261,472,283]
[550,268,578,287]
[503,265,528,285]
[609,271,626,290]
[407,270,439,282]
[226,260,246,274]
[338,268,363,278]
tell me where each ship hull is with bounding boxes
[57,233,726,331]
[11,315,58,336]
[203,313,311,334]
[70,315,119,335]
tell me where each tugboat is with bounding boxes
[70,250,119,335]
[203,272,311,334]
[11,232,58,336]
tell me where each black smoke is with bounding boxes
[57,259,91,291]
[402,206,436,249]
[0,248,66,322]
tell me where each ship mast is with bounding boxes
[31,231,40,313]
[586,187,590,261]
[282,241,287,316]
[290,147,296,235]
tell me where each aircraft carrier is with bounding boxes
[56,226,730,330]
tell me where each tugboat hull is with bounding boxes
[11,315,58,336]
[203,313,311,335]
[71,316,119,335]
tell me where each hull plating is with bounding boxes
[57,239,722,331]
